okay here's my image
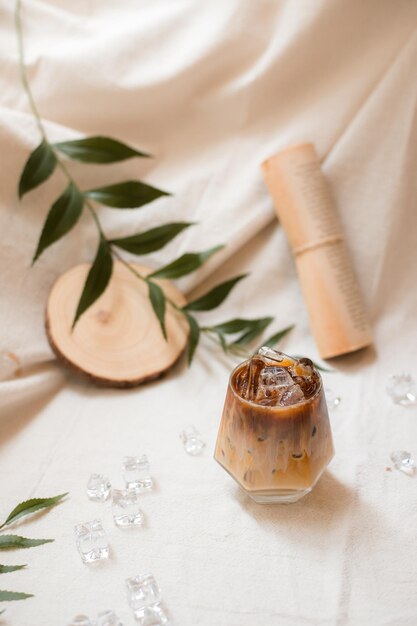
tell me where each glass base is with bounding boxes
[245,487,312,504]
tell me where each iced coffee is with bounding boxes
[214,347,334,503]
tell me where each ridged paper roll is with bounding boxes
[262,143,373,359]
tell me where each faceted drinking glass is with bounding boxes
[214,349,335,503]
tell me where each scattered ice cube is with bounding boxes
[259,366,293,387]
[0,351,20,381]
[126,573,169,624]
[112,489,144,527]
[390,451,416,476]
[179,425,206,456]
[87,474,111,502]
[122,455,153,491]
[126,573,162,611]
[280,384,305,406]
[74,520,109,563]
[324,388,341,410]
[67,617,93,626]
[386,374,417,406]
[134,604,170,626]
[96,610,123,626]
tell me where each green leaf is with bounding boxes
[184,313,200,365]
[32,184,84,263]
[72,236,113,328]
[209,318,259,335]
[0,536,53,550]
[209,318,273,339]
[0,565,26,574]
[85,181,170,209]
[111,222,194,255]
[232,317,274,346]
[205,319,287,358]
[260,325,295,349]
[184,274,247,312]
[18,140,57,198]
[150,245,223,280]
[0,590,33,602]
[0,493,68,529]
[54,136,150,163]
[147,280,166,339]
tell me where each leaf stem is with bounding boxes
[15,0,44,138]
[111,247,184,316]
[110,248,145,280]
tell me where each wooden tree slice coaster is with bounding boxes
[45,261,189,388]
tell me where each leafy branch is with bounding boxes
[0,493,67,607]
[15,0,293,365]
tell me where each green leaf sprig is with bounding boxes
[0,492,67,607]
[15,0,294,366]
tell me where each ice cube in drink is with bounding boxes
[214,348,334,503]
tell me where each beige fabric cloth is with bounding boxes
[0,1,417,624]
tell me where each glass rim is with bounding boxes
[228,358,323,411]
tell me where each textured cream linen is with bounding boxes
[0,1,416,625]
